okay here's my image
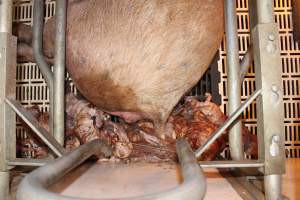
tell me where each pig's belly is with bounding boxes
[65,0,224,123]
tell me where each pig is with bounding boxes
[14,0,224,138]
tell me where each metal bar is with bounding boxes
[264,175,283,200]
[7,158,51,167]
[17,139,207,200]
[195,89,262,158]
[250,1,286,199]
[0,33,17,166]
[0,171,9,200]
[225,0,243,160]
[252,26,285,200]
[53,0,67,145]
[222,173,257,200]
[240,45,253,82]
[236,177,265,200]
[32,0,54,135]
[199,160,264,169]
[0,0,13,33]
[255,0,275,25]
[5,98,65,157]
[0,2,17,195]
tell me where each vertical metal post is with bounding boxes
[53,0,67,145]
[250,0,285,199]
[225,0,243,160]
[0,0,13,33]
[0,172,9,200]
[264,175,282,200]
[0,1,16,199]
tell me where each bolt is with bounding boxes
[268,34,275,41]
[272,135,280,143]
[270,134,281,157]
[272,85,279,92]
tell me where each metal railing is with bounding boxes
[0,0,286,200]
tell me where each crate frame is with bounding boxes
[0,0,294,199]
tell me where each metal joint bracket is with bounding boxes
[251,23,286,175]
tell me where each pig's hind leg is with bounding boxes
[13,23,33,44]
[13,22,54,64]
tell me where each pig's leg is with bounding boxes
[17,42,54,64]
[13,23,33,44]
[13,21,55,64]
[17,43,35,63]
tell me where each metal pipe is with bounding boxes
[32,0,54,135]
[199,160,264,169]
[0,2,14,199]
[240,45,253,82]
[195,89,262,158]
[251,1,285,199]
[17,139,207,200]
[0,0,13,33]
[256,0,275,24]
[0,171,9,200]
[53,0,67,145]
[225,0,243,160]
[264,175,283,200]
[7,158,50,167]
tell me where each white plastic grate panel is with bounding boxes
[219,0,300,158]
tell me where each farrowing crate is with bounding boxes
[12,0,300,158]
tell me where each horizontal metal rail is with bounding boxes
[7,158,51,167]
[199,160,264,168]
[5,98,65,157]
[195,89,262,158]
[17,139,207,200]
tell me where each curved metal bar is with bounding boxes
[17,139,206,200]
[32,0,54,134]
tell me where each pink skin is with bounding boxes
[108,111,149,124]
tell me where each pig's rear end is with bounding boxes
[64,0,224,135]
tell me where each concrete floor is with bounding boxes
[11,158,299,199]
[49,162,242,200]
